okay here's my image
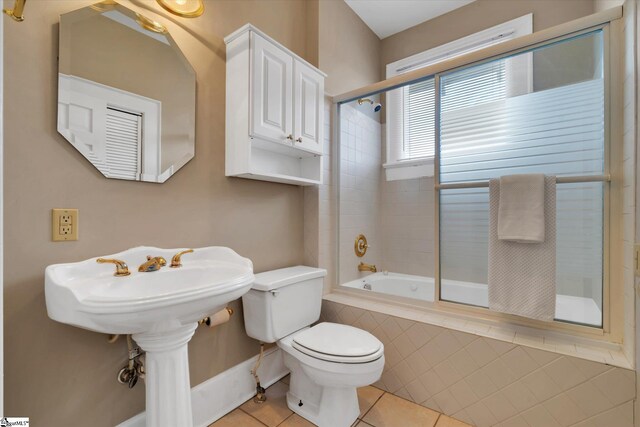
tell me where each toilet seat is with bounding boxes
[292,322,383,364]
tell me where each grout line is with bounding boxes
[360,390,387,421]
[238,407,270,427]
[275,412,295,426]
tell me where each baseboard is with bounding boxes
[117,347,288,427]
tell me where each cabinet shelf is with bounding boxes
[236,171,321,186]
[251,138,322,159]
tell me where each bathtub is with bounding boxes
[341,272,601,326]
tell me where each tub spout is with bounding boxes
[358,262,377,273]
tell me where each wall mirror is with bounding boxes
[57,1,196,183]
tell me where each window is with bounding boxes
[384,15,532,181]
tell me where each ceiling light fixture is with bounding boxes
[3,0,26,22]
[156,0,204,18]
[136,13,168,34]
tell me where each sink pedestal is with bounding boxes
[133,323,198,427]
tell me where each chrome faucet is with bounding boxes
[138,256,167,272]
[358,262,377,273]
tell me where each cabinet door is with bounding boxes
[251,33,293,144]
[293,60,324,154]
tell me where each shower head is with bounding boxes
[357,98,382,113]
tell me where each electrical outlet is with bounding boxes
[60,214,72,225]
[52,208,78,241]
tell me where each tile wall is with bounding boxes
[321,300,635,427]
[338,102,382,283]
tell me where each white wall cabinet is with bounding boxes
[294,60,324,153]
[225,24,325,186]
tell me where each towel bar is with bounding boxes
[435,174,611,190]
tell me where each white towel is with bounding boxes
[488,176,556,321]
[498,174,545,242]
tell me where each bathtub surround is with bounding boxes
[321,299,635,427]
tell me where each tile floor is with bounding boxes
[210,375,472,427]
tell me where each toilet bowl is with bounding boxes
[242,266,385,427]
[278,323,385,427]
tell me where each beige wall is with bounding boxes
[381,0,595,76]
[596,0,625,12]
[3,0,313,425]
[318,0,381,96]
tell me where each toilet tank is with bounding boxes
[242,266,327,343]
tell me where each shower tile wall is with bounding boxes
[321,300,636,427]
[339,103,382,283]
[380,174,435,277]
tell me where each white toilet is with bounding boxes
[242,266,385,427]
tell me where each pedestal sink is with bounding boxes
[45,246,254,427]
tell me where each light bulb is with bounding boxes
[156,0,204,18]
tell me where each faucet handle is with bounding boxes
[170,249,194,268]
[97,258,131,277]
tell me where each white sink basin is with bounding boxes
[45,246,254,427]
[46,246,254,334]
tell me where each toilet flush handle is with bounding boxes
[270,290,279,297]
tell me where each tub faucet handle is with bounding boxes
[355,234,370,257]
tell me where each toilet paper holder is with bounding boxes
[198,307,234,328]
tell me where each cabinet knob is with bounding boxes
[296,137,303,143]
[286,134,294,140]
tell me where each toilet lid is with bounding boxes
[292,322,383,363]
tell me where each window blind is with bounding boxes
[105,107,142,180]
[403,79,435,159]
[401,60,506,161]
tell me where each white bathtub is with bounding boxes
[341,272,602,326]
